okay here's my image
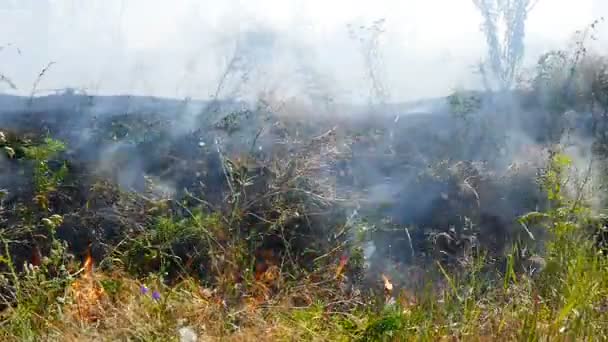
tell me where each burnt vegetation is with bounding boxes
[1,12,608,342]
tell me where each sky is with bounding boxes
[0,0,606,102]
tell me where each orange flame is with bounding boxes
[69,244,106,323]
[381,274,393,293]
[335,255,349,279]
[83,250,93,276]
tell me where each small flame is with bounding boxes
[80,242,94,277]
[69,244,105,323]
[381,274,393,293]
[84,252,93,277]
[335,255,349,279]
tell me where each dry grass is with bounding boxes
[0,265,364,341]
[2,236,608,342]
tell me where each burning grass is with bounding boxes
[2,235,607,341]
[1,51,608,338]
[0,126,606,341]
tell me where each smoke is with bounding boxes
[0,0,604,102]
[0,0,607,287]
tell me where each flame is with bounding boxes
[68,247,106,323]
[381,274,393,293]
[335,255,349,279]
[83,250,93,277]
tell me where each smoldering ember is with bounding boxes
[0,1,608,341]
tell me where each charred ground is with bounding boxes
[0,45,608,340]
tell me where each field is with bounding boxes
[1,16,608,342]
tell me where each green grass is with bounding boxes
[1,140,608,340]
[1,190,606,341]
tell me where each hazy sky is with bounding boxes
[0,0,606,102]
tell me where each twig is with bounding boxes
[312,242,347,263]
[184,190,216,211]
[404,227,415,259]
[29,61,56,105]
[518,220,536,240]
[0,74,16,90]
[463,176,481,208]
[215,139,235,196]
[242,188,343,212]
[570,156,594,214]
[249,127,265,154]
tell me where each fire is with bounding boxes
[83,251,93,277]
[381,273,393,293]
[335,255,348,279]
[68,246,106,323]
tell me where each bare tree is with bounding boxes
[473,0,538,92]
